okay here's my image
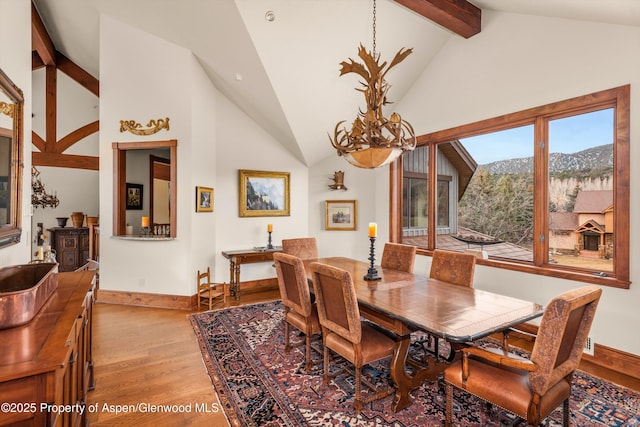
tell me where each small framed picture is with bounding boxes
[325,200,357,231]
[126,183,143,210]
[196,186,214,212]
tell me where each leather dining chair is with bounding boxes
[417,249,477,361]
[282,237,318,260]
[310,261,395,414]
[381,242,416,273]
[429,248,476,287]
[273,252,322,373]
[197,267,226,311]
[444,285,602,427]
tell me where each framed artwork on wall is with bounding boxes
[239,170,290,217]
[325,200,357,231]
[196,186,214,212]
[126,183,143,210]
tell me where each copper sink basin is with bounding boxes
[0,262,58,329]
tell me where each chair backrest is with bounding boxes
[282,237,318,260]
[381,242,416,273]
[429,249,476,287]
[197,267,211,291]
[273,252,313,317]
[310,262,361,345]
[529,285,602,395]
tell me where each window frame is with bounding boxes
[390,85,630,289]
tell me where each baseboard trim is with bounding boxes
[97,289,193,310]
[97,278,278,310]
[510,322,640,381]
[582,344,640,381]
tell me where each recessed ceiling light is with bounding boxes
[265,11,275,22]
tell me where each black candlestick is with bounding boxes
[364,237,381,281]
[267,231,274,249]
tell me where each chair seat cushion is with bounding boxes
[325,322,395,365]
[287,304,321,336]
[444,355,571,419]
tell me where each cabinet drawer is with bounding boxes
[239,253,272,263]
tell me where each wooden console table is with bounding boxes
[221,247,282,299]
[0,270,96,427]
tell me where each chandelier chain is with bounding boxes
[372,0,377,58]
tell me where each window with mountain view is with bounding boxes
[392,86,629,288]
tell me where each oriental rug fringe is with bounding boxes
[189,301,640,427]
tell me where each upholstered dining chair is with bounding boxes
[197,267,226,311]
[310,261,395,414]
[282,237,318,260]
[444,285,602,427]
[429,248,476,287]
[381,242,416,273]
[416,249,477,361]
[273,252,322,373]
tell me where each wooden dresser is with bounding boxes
[48,228,90,272]
[0,271,95,427]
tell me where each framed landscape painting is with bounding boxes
[239,170,290,217]
[325,200,357,230]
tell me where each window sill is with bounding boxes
[111,235,175,241]
[417,248,630,289]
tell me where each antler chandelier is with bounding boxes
[329,0,416,169]
[31,166,59,209]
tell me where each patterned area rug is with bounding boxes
[189,301,640,427]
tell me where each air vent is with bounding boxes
[583,336,594,356]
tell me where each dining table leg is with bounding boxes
[389,334,454,412]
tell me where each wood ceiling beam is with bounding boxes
[393,0,481,39]
[31,2,56,66]
[56,52,99,97]
[32,152,99,171]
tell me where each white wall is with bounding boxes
[99,15,195,296]
[0,0,32,265]
[394,11,640,355]
[310,154,387,262]
[213,92,309,284]
[189,56,219,281]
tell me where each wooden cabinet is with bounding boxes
[0,271,95,427]
[49,227,90,272]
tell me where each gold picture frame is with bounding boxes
[239,170,290,217]
[196,186,214,212]
[325,200,357,231]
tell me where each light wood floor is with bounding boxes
[87,289,278,426]
[87,288,638,425]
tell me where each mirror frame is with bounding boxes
[0,68,24,248]
[112,139,177,238]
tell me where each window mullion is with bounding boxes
[533,116,548,267]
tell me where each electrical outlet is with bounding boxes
[583,336,594,356]
[139,278,146,288]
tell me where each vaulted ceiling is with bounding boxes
[31,0,640,167]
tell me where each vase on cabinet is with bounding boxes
[71,212,85,228]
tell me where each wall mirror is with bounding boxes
[113,140,176,238]
[0,68,24,248]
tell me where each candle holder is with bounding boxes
[364,237,381,281]
[140,227,151,237]
[267,231,274,250]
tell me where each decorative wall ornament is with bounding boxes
[328,171,347,190]
[0,101,14,118]
[119,117,170,135]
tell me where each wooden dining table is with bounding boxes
[303,257,544,412]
